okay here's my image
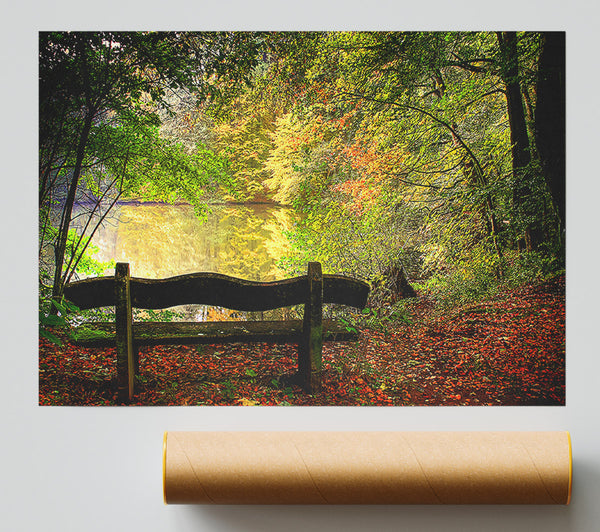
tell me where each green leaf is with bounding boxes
[40,313,66,327]
[39,328,63,346]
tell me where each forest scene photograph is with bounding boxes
[38,31,565,406]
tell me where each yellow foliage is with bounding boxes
[237,398,259,406]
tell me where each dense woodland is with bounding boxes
[39,32,565,406]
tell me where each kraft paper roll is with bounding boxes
[163,431,572,505]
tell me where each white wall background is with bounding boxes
[2,2,599,530]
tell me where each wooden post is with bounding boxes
[115,262,134,403]
[299,262,323,393]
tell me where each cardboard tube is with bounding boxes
[163,431,572,505]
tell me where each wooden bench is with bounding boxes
[64,262,370,403]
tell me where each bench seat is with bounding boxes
[68,319,359,347]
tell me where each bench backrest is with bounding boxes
[64,262,370,312]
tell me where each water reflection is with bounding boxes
[76,202,294,281]
[71,202,296,321]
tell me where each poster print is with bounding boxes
[39,31,565,406]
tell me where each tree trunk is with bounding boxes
[50,110,94,310]
[521,84,538,160]
[496,31,542,251]
[535,32,566,236]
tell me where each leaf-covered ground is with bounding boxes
[39,276,565,406]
